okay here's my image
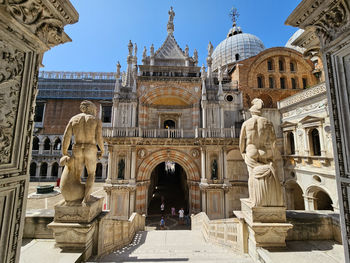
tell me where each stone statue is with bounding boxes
[168,6,175,23]
[211,159,218,179]
[150,44,154,57]
[118,159,125,179]
[193,49,198,62]
[239,98,283,207]
[134,43,137,57]
[207,41,213,57]
[143,46,147,60]
[60,100,104,205]
[128,40,133,56]
[185,45,189,57]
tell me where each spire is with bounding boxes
[201,65,207,100]
[116,61,121,78]
[167,6,175,34]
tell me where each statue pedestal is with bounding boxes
[48,196,104,260]
[234,199,292,261]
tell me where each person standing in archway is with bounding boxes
[160,202,165,216]
[178,207,184,224]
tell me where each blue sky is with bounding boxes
[42,0,302,72]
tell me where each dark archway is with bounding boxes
[164,120,175,129]
[147,162,189,216]
[53,138,61,150]
[286,181,305,210]
[40,162,48,177]
[51,162,59,177]
[96,163,103,178]
[315,190,333,210]
[43,138,51,150]
[30,162,36,177]
[33,137,39,150]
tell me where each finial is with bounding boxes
[143,46,147,60]
[201,64,206,77]
[116,61,121,78]
[193,49,198,61]
[167,6,175,34]
[134,43,137,57]
[185,45,189,57]
[229,7,239,27]
[207,41,213,57]
[150,44,154,56]
[128,40,133,56]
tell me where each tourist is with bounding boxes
[178,207,184,224]
[160,202,165,216]
[171,207,176,216]
[160,217,165,230]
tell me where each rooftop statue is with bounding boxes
[168,6,175,23]
[208,41,213,57]
[239,98,284,207]
[60,100,104,205]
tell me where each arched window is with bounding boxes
[288,132,295,155]
[259,94,273,108]
[267,60,273,71]
[291,78,297,89]
[315,190,333,210]
[269,76,274,89]
[290,62,296,72]
[51,162,59,177]
[257,75,264,89]
[164,120,175,129]
[33,137,39,150]
[53,138,61,150]
[279,59,284,71]
[280,77,286,89]
[43,138,51,150]
[235,53,240,61]
[302,77,307,89]
[40,162,48,177]
[310,128,321,156]
[30,163,37,177]
[118,159,125,179]
[96,163,103,178]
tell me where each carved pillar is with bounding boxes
[200,147,206,181]
[0,1,78,262]
[130,147,136,180]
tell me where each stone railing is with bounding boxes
[39,71,116,80]
[191,212,246,253]
[97,212,145,258]
[103,127,239,139]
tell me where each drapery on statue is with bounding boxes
[239,98,283,207]
[60,100,104,205]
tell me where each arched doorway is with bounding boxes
[285,180,305,210]
[315,190,333,210]
[147,162,189,216]
[51,162,59,177]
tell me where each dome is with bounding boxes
[212,27,265,71]
[285,29,305,54]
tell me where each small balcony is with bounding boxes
[103,127,240,139]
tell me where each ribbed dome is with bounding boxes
[212,28,265,71]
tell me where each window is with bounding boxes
[40,163,48,177]
[290,62,296,72]
[279,60,284,71]
[44,138,51,150]
[269,77,274,89]
[96,163,103,178]
[291,78,297,89]
[30,163,37,177]
[34,103,45,122]
[164,120,175,129]
[235,53,240,61]
[302,78,307,89]
[53,138,61,150]
[257,76,264,89]
[267,60,273,71]
[280,77,286,89]
[288,132,295,155]
[51,162,59,177]
[102,105,112,123]
[33,137,39,150]
[311,128,321,156]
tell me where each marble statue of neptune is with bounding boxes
[239,98,284,207]
[60,100,104,205]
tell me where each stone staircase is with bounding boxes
[89,230,254,263]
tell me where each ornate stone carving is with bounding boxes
[2,0,77,48]
[0,40,24,164]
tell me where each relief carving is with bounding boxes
[3,0,68,47]
[0,41,24,164]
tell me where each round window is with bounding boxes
[226,95,234,102]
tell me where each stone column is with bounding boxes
[303,195,316,210]
[0,1,78,262]
[318,126,326,156]
[132,102,137,127]
[106,146,113,184]
[293,130,299,155]
[200,147,206,181]
[130,147,136,181]
[36,163,41,177]
[39,142,44,154]
[47,163,52,178]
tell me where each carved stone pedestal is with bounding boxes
[234,199,293,262]
[48,196,104,260]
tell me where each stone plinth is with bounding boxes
[54,196,104,223]
[241,198,286,224]
[48,196,104,260]
[234,199,293,261]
